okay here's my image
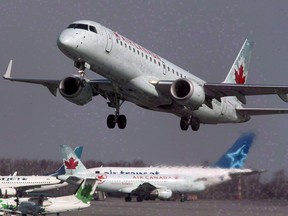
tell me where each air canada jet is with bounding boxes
[0,146,83,197]
[0,178,98,215]
[59,133,263,202]
[3,20,288,131]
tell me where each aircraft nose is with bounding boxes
[57,32,75,51]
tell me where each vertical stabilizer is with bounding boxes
[47,146,83,176]
[223,39,254,84]
[213,133,255,168]
[60,145,94,178]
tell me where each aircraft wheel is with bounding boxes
[125,196,132,202]
[190,118,200,131]
[136,196,144,202]
[180,117,189,131]
[117,115,127,129]
[107,114,116,129]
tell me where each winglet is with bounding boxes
[3,60,13,79]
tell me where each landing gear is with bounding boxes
[107,94,127,129]
[74,61,86,85]
[180,116,200,131]
[136,196,144,202]
[106,114,127,129]
[190,117,200,131]
[125,195,132,202]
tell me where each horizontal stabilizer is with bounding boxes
[229,169,266,178]
[237,108,288,115]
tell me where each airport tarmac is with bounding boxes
[62,197,288,216]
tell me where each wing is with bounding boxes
[236,108,288,115]
[3,60,114,97]
[130,182,157,195]
[151,80,288,103]
[204,83,288,103]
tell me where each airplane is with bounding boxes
[59,133,262,202]
[3,20,288,131]
[0,146,83,197]
[0,177,98,215]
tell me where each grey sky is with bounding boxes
[0,1,288,179]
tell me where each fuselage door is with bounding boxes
[105,30,113,53]
[162,61,167,75]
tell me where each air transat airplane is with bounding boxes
[3,20,288,131]
[59,134,262,202]
[0,178,98,215]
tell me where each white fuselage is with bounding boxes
[57,20,248,124]
[0,175,62,193]
[89,166,251,194]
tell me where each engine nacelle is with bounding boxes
[59,76,93,106]
[0,188,17,196]
[150,188,173,200]
[170,78,205,109]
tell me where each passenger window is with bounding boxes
[168,67,170,71]
[146,55,148,59]
[172,69,175,74]
[129,46,131,50]
[180,74,183,78]
[89,26,97,33]
[125,43,127,48]
[154,59,156,64]
[150,57,152,61]
[137,50,140,55]
[158,61,161,66]
[116,39,119,44]
[133,48,135,52]
[120,41,123,46]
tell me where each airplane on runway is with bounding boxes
[59,133,262,202]
[3,20,288,131]
[0,146,83,197]
[0,177,98,215]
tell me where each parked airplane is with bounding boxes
[59,133,261,202]
[0,146,83,196]
[0,177,98,215]
[4,20,288,131]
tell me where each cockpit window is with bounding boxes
[67,23,88,30]
[89,25,97,33]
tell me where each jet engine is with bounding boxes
[170,78,205,108]
[0,188,17,196]
[150,188,173,200]
[59,76,93,105]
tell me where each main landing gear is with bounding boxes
[180,116,200,131]
[106,94,127,129]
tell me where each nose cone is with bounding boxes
[57,32,75,52]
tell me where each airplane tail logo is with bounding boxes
[213,133,255,169]
[223,39,254,85]
[60,145,92,177]
[75,178,98,204]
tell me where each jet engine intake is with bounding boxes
[59,76,93,105]
[0,188,17,196]
[170,78,205,108]
[150,188,173,200]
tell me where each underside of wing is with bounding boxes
[204,83,288,102]
[236,108,288,115]
[131,182,157,195]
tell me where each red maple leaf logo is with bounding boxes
[234,65,246,84]
[97,174,107,184]
[64,157,79,169]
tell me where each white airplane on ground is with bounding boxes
[0,147,83,197]
[59,134,262,202]
[3,20,288,131]
[0,177,98,216]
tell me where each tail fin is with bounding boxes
[74,178,98,204]
[223,39,254,84]
[213,133,255,168]
[60,145,95,179]
[46,146,83,176]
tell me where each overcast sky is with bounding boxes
[0,1,288,179]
